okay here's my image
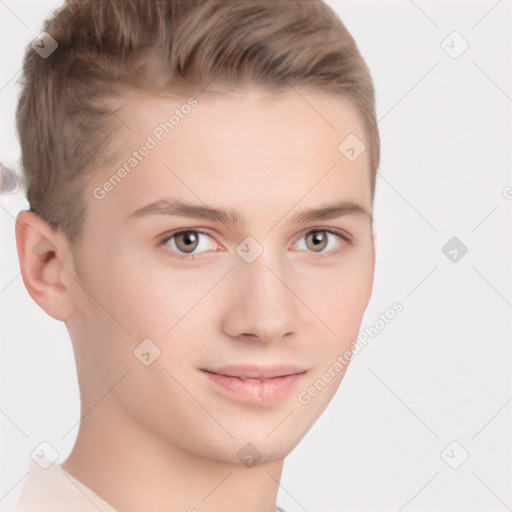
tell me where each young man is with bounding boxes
[14,0,380,510]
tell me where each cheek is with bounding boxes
[99,261,230,374]
[298,253,374,361]
[122,262,230,334]
[98,255,187,324]
[299,248,373,319]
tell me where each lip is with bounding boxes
[200,364,308,404]
[204,364,308,379]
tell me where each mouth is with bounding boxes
[200,364,308,404]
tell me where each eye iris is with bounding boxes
[176,231,199,253]
[306,231,328,252]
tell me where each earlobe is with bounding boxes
[15,210,76,322]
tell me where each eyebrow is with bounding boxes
[128,197,372,226]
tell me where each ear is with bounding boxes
[15,210,76,322]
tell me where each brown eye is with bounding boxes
[305,231,329,252]
[174,231,200,253]
[157,229,220,261]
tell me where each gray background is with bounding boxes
[1,1,511,511]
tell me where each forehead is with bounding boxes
[89,87,371,226]
[110,86,367,160]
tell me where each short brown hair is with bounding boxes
[16,0,380,243]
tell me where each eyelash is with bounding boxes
[155,228,352,262]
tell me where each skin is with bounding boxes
[15,87,376,512]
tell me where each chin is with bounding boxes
[181,427,301,467]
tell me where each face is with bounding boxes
[65,87,375,465]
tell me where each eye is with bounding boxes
[156,228,351,262]
[156,229,220,261]
[294,229,350,256]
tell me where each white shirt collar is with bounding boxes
[15,457,117,511]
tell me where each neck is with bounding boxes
[61,395,284,512]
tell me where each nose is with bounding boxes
[220,246,303,343]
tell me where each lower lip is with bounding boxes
[201,370,306,404]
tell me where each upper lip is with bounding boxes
[202,364,308,379]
